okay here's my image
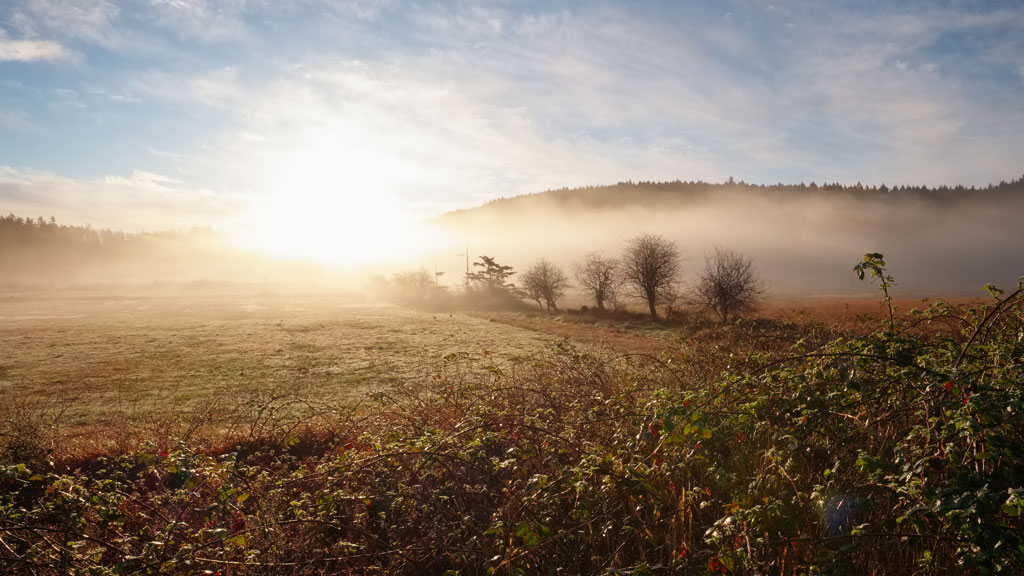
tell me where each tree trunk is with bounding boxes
[647,292,658,319]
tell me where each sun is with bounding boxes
[231,143,439,268]
[237,191,429,268]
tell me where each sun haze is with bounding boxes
[231,132,442,267]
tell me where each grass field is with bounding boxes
[0,287,973,455]
[2,282,1021,575]
[0,288,591,453]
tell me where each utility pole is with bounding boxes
[456,244,470,290]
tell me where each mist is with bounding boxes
[4,181,1022,301]
[0,219,364,292]
[423,183,1024,299]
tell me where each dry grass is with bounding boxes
[0,288,560,455]
[467,309,678,356]
[4,284,1021,574]
[760,295,986,329]
[473,296,976,350]
[1,288,979,458]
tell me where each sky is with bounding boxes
[1,0,1023,253]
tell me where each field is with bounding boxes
[2,287,725,453]
[1,283,1021,575]
[0,288,587,452]
[0,287,980,454]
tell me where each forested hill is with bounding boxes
[0,213,219,268]
[0,214,217,253]
[0,214,226,285]
[432,175,1024,295]
[438,175,1024,220]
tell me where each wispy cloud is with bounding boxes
[0,107,37,132]
[407,1,1024,187]
[147,146,183,160]
[0,31,71,61]
[91,0,1024,215]
[142,0,250,43]
[129,66,245,109]
[8,0,125,50]
[779,2,1024,184]
[197,58,669,215]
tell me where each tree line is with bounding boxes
[381,233,763,323]
[440,174,1024,221]
[0,213,217,253]
[0,213,222,284]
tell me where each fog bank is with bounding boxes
[428,184,1024,297]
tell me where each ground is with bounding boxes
[2,284,1019,574]
[0,285,973,456]
[0,288,566,453]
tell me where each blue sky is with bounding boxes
[1,0,1023,238]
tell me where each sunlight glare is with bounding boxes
[233,138,439,268]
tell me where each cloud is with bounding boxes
[0,166,242,231]
[82,85,141,103]
[142,0,249,43]
[8,0,125,50]
[147,146,183,160]
[378,6,797,179]
[0,107,38,132]
[0,32,71,62]
[397,1,1024,187]
[350,5,831,186]
[193,58,682,217]
[129,66,245,108]
[5,0,392,56]
[293,0,395,23]
[775,3,1024,185]
[124,0,1024,222]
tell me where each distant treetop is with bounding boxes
[437,175,1024,220]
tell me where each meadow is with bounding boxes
[0,284,912,455]
[0,287,569,455]
[1,278,1021,575]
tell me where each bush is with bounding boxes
[694,246,764,323]
[374,268,454,311]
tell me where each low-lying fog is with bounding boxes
[427,186,1024,298]
[4,184,1022,299]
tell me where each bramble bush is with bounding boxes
[1,256,1022,575]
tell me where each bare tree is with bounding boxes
[391,268,434,292]
[573,252,618,311]
[620,233,682,319]
[695,246,764,323]
[383,267,451,310]
[522,258,570,310]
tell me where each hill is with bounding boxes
[439,176,1024,220]
[431,177,1024,296]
